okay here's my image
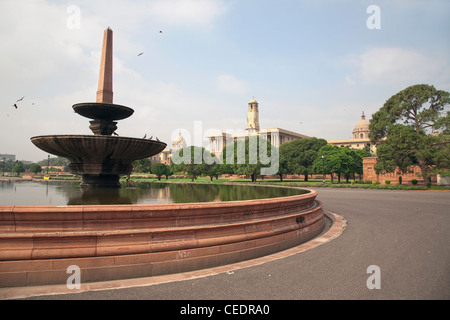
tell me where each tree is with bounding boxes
[313,145,364,183]
[151,163,170,181]
[279,137,328,181]
[29,164,42,174]
[370,84,450,183]
[12,163,25,175]
[172,146,217,181]
[37,156,69,168]
[133,158,151,173]
[221,136,275,182]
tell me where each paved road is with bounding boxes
[26,188,450,300]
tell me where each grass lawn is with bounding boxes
[26,174,448,191]
[124,175,449,191]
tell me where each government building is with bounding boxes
[327,111,377,154]
[207,98,309,158]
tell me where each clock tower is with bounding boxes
[246,97,260,134]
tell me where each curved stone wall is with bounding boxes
[0,188,324,287]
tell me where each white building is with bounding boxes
[208,98,309,158]
[327,112,377,154]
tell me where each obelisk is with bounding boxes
[96,27,113,103]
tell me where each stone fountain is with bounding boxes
[0,28,331,291]
[31,28,166,187]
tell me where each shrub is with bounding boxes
[398,176,402,185]
[371,181,377,186]
[411,179,418,185]
[385,180,391,185]
[426,182,432,188]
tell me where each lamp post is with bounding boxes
[47,155,50,176]
[321,153,325,184]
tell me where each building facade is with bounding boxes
[0,154,16,161]
[208,98,309,158]
[327,112,377,154]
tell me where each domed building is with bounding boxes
[328,112,376,154]
[172,131,186,151]
[149,132,186,165]
[352,111,370,140]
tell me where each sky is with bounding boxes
[1,0,450,162]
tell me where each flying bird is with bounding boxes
[16,96,24,102]
[159,30,163,33]
[13,104,18,109]
[138,52,144,56]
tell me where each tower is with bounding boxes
[246,97,260,134]
[96,27,113,103]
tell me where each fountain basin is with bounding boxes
[30,135,167,187]
[0,187,325,287]
[73,103,134,121]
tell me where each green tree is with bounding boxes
[37,156,69,168]
[150,163,170,181]
[29,164,42,174]
[313,145,362,183]
[172,146,217,181]
[12,163,25,175]
[279,137,328,181]
[370,84,450,183]
[221,136,276,182]
[133,158,151,173]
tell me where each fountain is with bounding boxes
[30,27,166,187]
[0,28,328,290]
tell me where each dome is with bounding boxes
[354,112,370,131]
[173,135,183,145]
[172,131,185,148]
[249,97,257,104]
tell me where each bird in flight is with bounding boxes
[13,104,18,109]
[159,30,163,33]
[16,96,24,102]
[138,52,144,56]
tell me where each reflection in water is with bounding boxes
[0,180,308,206]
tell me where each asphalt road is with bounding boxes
[26,188,450,300]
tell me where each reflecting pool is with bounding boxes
[0,180,309,205]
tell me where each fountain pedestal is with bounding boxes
[30,28,167,187]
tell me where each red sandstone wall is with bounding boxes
[363,157,436,185]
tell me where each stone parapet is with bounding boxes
[0,188,324,287]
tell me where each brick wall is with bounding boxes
[362,157,436,185]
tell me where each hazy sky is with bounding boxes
[1,0,450,162]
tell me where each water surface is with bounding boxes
[0,180,308,206]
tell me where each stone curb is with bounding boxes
[0,210,345,299]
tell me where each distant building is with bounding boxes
[0,154,16,161]
[149,132,186,165]
[208,98,309,158]
[328,112,377,154]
